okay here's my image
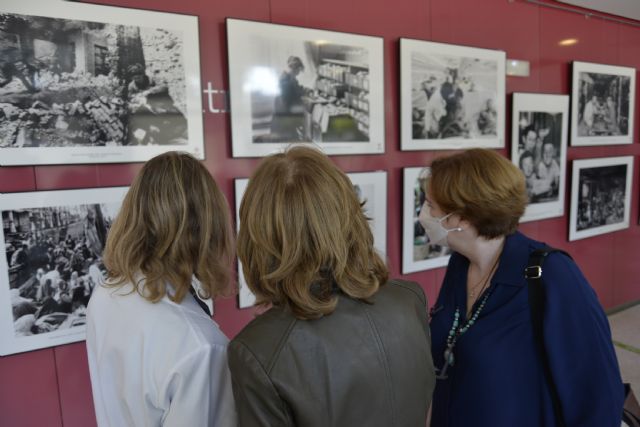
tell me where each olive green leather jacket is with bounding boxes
[228,279,436,427]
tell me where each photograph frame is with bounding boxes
[0,186,128,355]
[402,167,451,274]
[400,38,506,151]
[511,92,569,222]
[569,156,633,241]
[227,18,385,158]
[234,170,387,309]
[570,61,635,146]
[0,0,204,166]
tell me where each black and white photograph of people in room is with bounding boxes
[411,52,498,140]
[247,38,371,143]
[577,72,630,137]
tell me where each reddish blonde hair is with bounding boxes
[428,149,527,238]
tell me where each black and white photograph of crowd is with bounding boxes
[577,165,628,231]
[0,12,189,149]
[411,53,498,140]
[577,71,630,137]
[4,203,117,337]
[516,111,563,203]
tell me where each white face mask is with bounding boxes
[418,207,462,247]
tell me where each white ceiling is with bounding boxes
[557,0,640,21]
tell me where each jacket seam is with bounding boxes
[363,307,397,426]
[232,340,293,426]
[265,317,298,374]
[389,279,426,306]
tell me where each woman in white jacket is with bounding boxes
[86,151,237,426]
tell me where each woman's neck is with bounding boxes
[460,235,506,273]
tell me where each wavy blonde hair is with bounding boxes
[428,149,527,238]
[237,146,388,319]
[103,151,234,303]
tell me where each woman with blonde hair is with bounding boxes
[424,149,623,426]
[229,146,435,427]
[86,152,237,426]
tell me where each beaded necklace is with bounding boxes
[435,288,493,380]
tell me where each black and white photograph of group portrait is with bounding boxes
[571,62,635,146]
[227,19,384,157]
[4,202,116,338]
[0,2,203,165]
[516,112,562,203]
[570,156,633,241]
[401,39,505,150]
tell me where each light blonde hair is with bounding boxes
[237,146,388,320]
[428,149,527,238]
[103,151,234,303]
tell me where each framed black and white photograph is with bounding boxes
[227,19,384,157]
[234,170,387,308]
[569,156,633,241]
[402,167,451,274]
[571,61,635,146]
[400,38,505,151]
[511,93,569,222]
[0,0,203,166]
[0,187,128,355]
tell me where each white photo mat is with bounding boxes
[227,19,385,157]
[0,0,203,165]
[569,156,633,241]
[0,187,128,355]
[511,93,569,222]
[234,171,387,309]
[571,61,635,146]
[402,167,451,274]
[400,38,505,151]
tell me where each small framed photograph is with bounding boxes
[227,19,384,157]
[0,0,203,166]
[234,170,387,309]
[571,61,635,146]
[402,167,451,274]
[511,93,569,222]
[569,156,633,241]
[400,38,505,151]
[0,187,128,355]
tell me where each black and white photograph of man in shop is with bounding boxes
[248,39,371,143]
[577,72,630,137]
[3,202,117,337]
[0,12,188,148]
[411,52,498,140]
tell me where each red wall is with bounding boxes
[1,0,639,425]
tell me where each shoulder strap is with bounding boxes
[526,246,572,427]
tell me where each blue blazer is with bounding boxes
[429,232,624,426]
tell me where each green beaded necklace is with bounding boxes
[435,288,493,380]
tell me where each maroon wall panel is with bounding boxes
[1,0,639,425]
[0,349,62,427]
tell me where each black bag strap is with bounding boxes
[526,246,572,427]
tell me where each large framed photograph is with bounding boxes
[571,61,635,146]
[234,170,387,308]
[511,93,569,222]
[569,156,633,241]
[400,38,505,151]
[0,187,128,355]
[227,19,384,157]
[0,0,203,166]
[402,167,451,274]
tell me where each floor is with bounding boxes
[609,303,640,399]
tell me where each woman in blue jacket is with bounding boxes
[424,149,623,426]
